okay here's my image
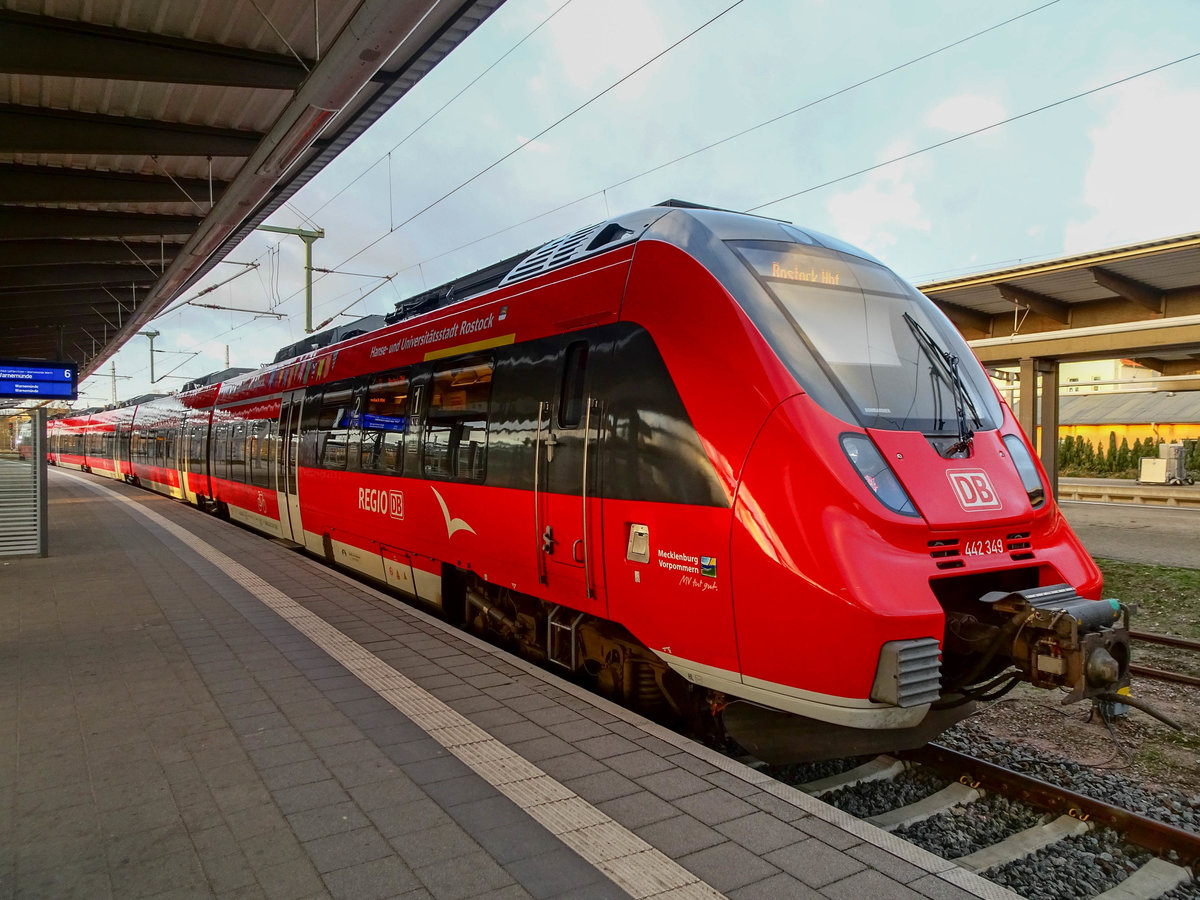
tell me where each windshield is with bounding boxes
[730,240,1002,433]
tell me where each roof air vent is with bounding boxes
[499,223,603,286]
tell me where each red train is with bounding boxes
[50,202,1132,761]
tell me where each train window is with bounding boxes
[423,358,492,482]
[230,423,247,483]
[360,371,408,474]
[188,425,206,470]
[318,380,358,470]
[212,422,229,479]
[248,420,273,488]
[559,341,588,429]
[731,240,1002,435]
[298,390,324,468]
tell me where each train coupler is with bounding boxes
[980,583,1131,704]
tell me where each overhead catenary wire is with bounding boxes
[305,0,578,221]
[153,262,261,320]
[310,43,1200,304]
[746,50,1200,213]
[272,0,1073,304]
[311,274,397,332]
[603,0,1064,196]
[269,0,749,310]
[90,8,1196,395]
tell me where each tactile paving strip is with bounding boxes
[97,484,724,900]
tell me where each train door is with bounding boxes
[534,340,606,615]
[276,389,306,544]
[179,421,197,504]
[116,421,131,480]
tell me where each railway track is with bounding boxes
[762,743,1199,900]
[1131,631,1200,688]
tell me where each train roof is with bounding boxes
[272,316,388,365]
[181,368,255,393]
[374,200,881,334]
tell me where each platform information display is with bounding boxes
[0,360,78,400]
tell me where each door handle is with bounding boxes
[573,539,583,563]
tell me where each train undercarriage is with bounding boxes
[444,573,1141,764]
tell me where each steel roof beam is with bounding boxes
[1090,266,1165,314]
[0,164,229,205]
[0,286,134,308]
[0,239,179,268]
[997,283,1071,324]
[0,208,201,240]
[0,263,158,291]
[970,319,1200,366]
[1131,357,1200,377]
[929,298,991,335]
[0,104,263,156]
[0,10,308,89]
[86,0,487,377]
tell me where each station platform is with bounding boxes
[1,469,1016,900]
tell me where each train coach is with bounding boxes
[51,202,1135,761]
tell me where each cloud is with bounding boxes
[925,95,1007,134]
[1065,76,1200,251]
[539,2,671,92]
[825,141,931,251]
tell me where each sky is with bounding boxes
[76,0,1200,407]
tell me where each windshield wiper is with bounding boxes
[902,312,980,455]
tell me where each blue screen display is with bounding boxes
[0,361,78,400]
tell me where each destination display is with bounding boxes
[0,360,78,400]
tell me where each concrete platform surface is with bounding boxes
[0,469,1017,900]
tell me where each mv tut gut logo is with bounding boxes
[947,469,1002,511]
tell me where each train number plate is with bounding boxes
[963,537,1004,556]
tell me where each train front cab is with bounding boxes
[621,209,1112,759]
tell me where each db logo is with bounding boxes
[358,487,404,520]
[947,469,1002,511]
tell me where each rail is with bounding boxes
[1130,630,1200,688]
[900,742,1200,869]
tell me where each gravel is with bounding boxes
[894,793,1044,859]
[761,755,870,786]
[939,718,1200,833]
[816,767,950,818]
[748,718,1198,900]
[1159,878,1200,900]
[983,828,1152,900]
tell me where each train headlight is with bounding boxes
[840,434,918,517]
[1002,435,1045,508]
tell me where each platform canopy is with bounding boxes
[918,233,1200,386]
[0,0,503,375]
[920,233,1200,494]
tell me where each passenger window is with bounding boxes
[318,381,357,470]
[248,420,273,488]
[298,390,323,468]
[360,371,409,474]
[423,358,493,482]
[212,423,228,477]
[559,341,588,428]
[230,423,247,483]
